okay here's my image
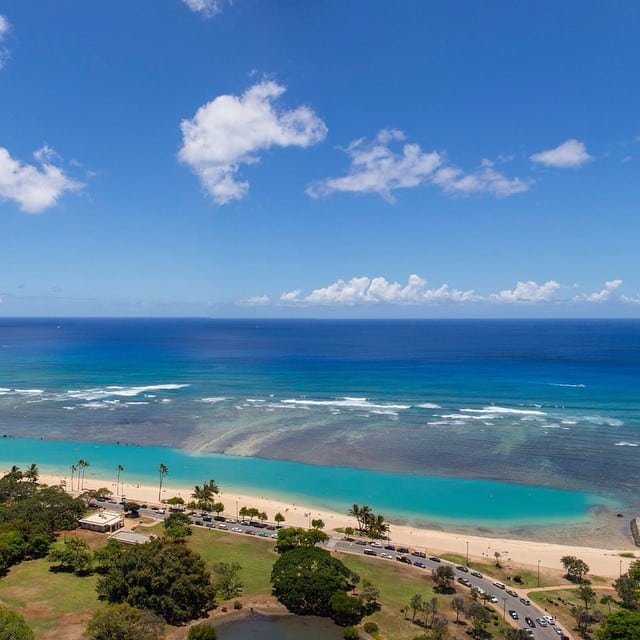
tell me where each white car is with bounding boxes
[544,616,555,624]
[493,581,505,589]
[380,552,394,559]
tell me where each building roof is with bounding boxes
[109,530,153,545]
[79,510,123,527]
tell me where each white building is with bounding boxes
[78,510,124,533]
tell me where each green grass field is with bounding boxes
[0,524,530,640]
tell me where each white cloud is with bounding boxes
[0,14,10,70]
[432,159,532,197]
[178,80,327,205]
[237,295,270,306]
[530,139,593,168]
[308,130,530,202]
[0,146,83,213]
[181,0,226,18]
[281,274,478,306]
[576,279,623,302]
[489,280,561,303]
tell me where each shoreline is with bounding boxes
[19,465,637,580]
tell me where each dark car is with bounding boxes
[363,548,377,556]
[456,565,469,572]
[470,570,483,578]
[509,610,519,620]
[397,546,410,553]
[525,617,535,627]
[413,561,426,568]
[428,556,441,563]
[411,550,426,558]
[457,577,472,586]
[384,544,396,551]
[355,540,367,545]
[397,556,412,564]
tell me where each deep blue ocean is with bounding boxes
[0,318,638,528]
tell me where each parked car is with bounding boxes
[509,610,519,620]
[363,548,377,556]
[470,570,483,578]
[456,565,469,572]
[520,597,530,606]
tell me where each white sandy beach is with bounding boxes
[31,469,637,581]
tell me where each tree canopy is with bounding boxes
[596,610,640,640]
[83,602,165,640]
[271,546,359,622]
[0,605,35,640]
[96,538,215,624]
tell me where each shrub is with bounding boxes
[363,621,378,633]
[187,623,217,640]
[233,600,243,610]
[343,627,359,640]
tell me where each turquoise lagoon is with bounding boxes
[0,437,611,528]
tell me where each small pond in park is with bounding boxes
[215,612,344,639]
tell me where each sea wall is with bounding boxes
[630,517,640,547]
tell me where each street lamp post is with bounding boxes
[466,541,469,566]
[235,500,238,521]
[502,597,507,620]
[537,559,541,587]
[620,559,623,577]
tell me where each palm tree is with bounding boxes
[158,463,168,501]
[600,593,614,614]
[78,459,89,490]
[24,463,39,483]
[115,464,124,496]
[348,504,362,531]
[70,463,77,491]
[191,479,220,511]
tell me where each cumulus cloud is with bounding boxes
[308,130,530,202]
[281,274,478,306]
[489,280,562,303]
[576,279,623,302]
[307,129,441,202]
[530,139,593,168]
[237,295,270,306]
[432,159,532,197]
[0,14,10,70]
[178,80,327,205]
[0,146,83,213]
[181,0,227,18]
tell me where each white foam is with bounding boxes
[281,397,411,411]
[13,388,44,395]
[460,406,547,416]
[417,402,442,409]
[614,441,639,447]
[584,415,624,427]
[549,383,586,388]
[65,383,189,402]
[200,397,226,404]
[561,420,577,425]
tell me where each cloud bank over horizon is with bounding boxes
[250,275,639,308]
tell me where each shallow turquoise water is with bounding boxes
[0,437,609,528]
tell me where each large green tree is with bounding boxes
[614,559,640,610]
[271,546,356,619]
[596,610,640,640]
[0,605,35,640]
[83,602,165,640]
[560,555,590,583]
[96,538,215,624]
[212,561,243,600]
[275,526,329,553]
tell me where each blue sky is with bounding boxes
[0,0,638,317]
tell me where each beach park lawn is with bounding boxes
[0,523,521,640]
